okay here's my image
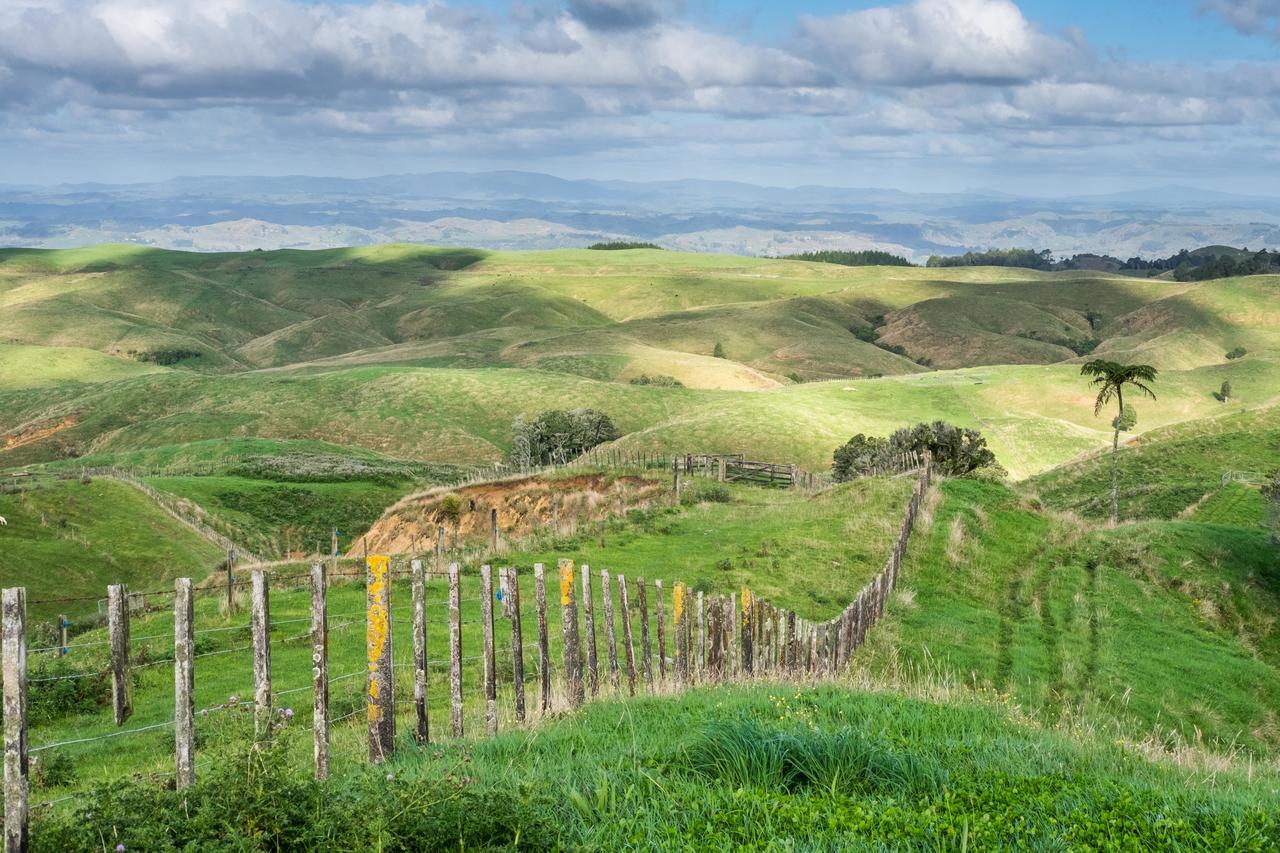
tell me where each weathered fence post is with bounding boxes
[729,593,738,676]
[672,582,687,686]
[311,562,330,779]
[601,569,620,689]
[718,457,726,482]
[581,566,598,697]
[618,574,637,695]
[672,469,681,505]
[696,591,705,681]
[251,570,272,740]
[506,568,526,723]
[436,526,446,571]
[636,577,654,693]
[551,495,559,536]
[534,563,551,713]
[448,562,464,737]
[786,610,798,673]
[654,579,667,682]
[740,589,754,676]
[366,556,394,762]
[225,547,235,615]
[490,508,499,554]
[410,559,429,746]
[481,565,498,735]
[174,578,195,790]
[107,584,132,725]
[559,560,584,708]
[3,587,27,853]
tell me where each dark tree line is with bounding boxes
[781,250,913,267]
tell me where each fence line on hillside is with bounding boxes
[0,458,931,850]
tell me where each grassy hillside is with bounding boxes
[17,473,1280,849]
[1032,404,1280,521]
[0,476,224,621]
[32,685,1278,851]
[860,478,1280,752]
[3,355,1279,479]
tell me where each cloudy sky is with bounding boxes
[3,0,1280,193]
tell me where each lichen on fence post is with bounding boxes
[174,578,195,790]
[618,573,637,696]
[534,563,551,713]
[559,559,584,708]
[107,583,132,725]
[480,564,498,735]
[311,562,330,779]
[740,588,754,677]
[448,562,464,737]
[3,586,28,853]
[410,559,429,746]
[636,577,654,693]
[601,569,620,690]
[366,556,395,762]
[252,570,273,741]
[581,565,598,698]
[654,579,667,682]
[506,568,526,723]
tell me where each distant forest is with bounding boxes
[924,245,1280,281]
[780,250,913,267]
[587,241,664,250]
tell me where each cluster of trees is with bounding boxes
[922,245,1279,281]
[781,250,913,267]
[1115,247,1280,280]
[832,421,997,481]
[130,348,202,365]
[926,249,1054,270]
[586,242,663,251]
[629,374,684,387]
[509,409,620,467]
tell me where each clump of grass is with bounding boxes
[683,718,944,796]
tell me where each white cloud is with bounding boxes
[797,0,1086,86]
[1202,0,1280,36]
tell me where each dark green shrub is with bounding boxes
[833,421,996,480]
[1227,347,1248,359]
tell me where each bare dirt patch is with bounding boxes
[360,472,669,554]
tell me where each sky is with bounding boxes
[3,0,1280,194]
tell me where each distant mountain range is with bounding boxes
[3,171,1280,260]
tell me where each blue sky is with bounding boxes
[3,0,1280,193]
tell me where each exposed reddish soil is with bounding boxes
[360,473,669,554]
[1,416,77,452]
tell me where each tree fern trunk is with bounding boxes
[1110,425,1119,525]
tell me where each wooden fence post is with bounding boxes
[672,582,687,686]
[581,566,598,698]
[696,591,705,681]
[654,580,667,682]
[311,562,330,779]
[601,569,619,690]
[3,587,27,853]
[251,570,272,740]
[410,559,429,746]
[559,560,583,708]
[551,495,559,536]
[506,569,526,723]
[448,562,464,737]
[617,574,637,695]
[490,508,499,554]
[534,563,550,713]
[436,526,445,571]
[786,610,798,673]
[481,565,498,735]
[636,577,654,693]
[174,578,195,790]
[740,589,754,676]
[729,593,738,676]
[107,584,132,725]
[366,556,394,762]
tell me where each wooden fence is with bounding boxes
[0,460,930,850]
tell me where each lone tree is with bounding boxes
[1080,359,1158,524]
